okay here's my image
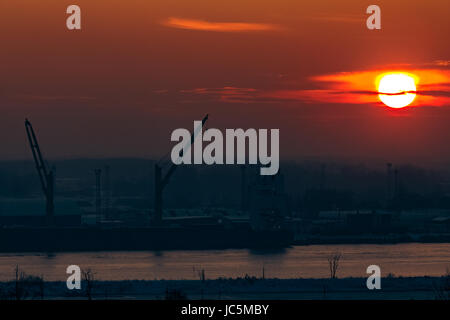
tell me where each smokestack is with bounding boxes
[394,168,399,200]
[386,163,392,202]
[154,164,163,223]
[241,166,247,211]
[320,164,326,190]
[94,169,102,223]
[103,165,111,219]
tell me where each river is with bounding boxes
[0,243,449,281]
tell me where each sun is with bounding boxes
[377,72,417,108]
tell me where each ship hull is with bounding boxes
[0,225,293,252]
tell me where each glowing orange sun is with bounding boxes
[377,73,417,108]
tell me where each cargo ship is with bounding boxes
[0,220,293,252]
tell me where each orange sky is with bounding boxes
[0,0,449,164]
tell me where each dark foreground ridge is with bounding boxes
[1,276,449,300]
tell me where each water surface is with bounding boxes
[0,243,449,281]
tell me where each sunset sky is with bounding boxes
[0,0,449,165]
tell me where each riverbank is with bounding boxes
[293,233,450,245]
[1,276,449,300]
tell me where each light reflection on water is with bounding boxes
[0,243,448,281]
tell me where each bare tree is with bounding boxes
[328,253,342,279]
[38,275,45,299]
[12,265,44,300]
[433,268,450,300]
[196,268,206,282]
[82,268,95,300]
[14,265,25,300]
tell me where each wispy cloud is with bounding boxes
[20,94,96,102]
[162,17,282,32]
[430,60,450,67]
[179,87,263,103]
[155,63,450,108]
[301,69,450,106]
[172,70,449,107]
[308,15,363,24]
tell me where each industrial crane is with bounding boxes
[25,119,54,225]
[153,114,208,224]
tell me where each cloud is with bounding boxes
[19,94,96,102]
[165,65,450,108]
[309,15,363,24]
[179,87,264,103]
[301,69,450,107]
[430,60,450,68]
[162,17,282,32]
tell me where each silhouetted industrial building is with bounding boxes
[346,211,392,232]
[0,198,81,226]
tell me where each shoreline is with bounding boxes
[0,235,449,253]
[293,234,450,246]
[1,276,449,300]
